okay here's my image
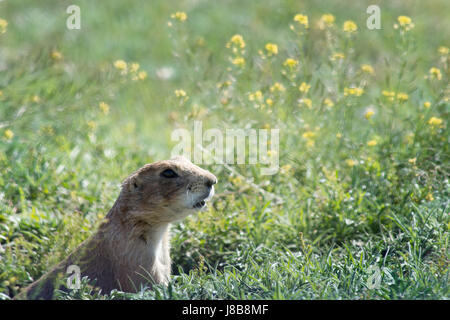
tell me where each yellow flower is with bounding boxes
[397,16,412,26]
[266,98,274,106]
[306,140,315,148]
[32,95,41,103]
[175,89,187,97]
[231,57,245,67]
[0,90,3,98]
[130,63,140,73]
[330,53,345,61]
[344,87,364,97]
[382,90,396,101]
[283,58,299,69]
[170,12,187,22]
[293,14,309,28]
[397,92,409,102]
[138,71,147,80]
[87,121,96,130]
[438,46,449,55]
[323,98,334,108]
[51,51,62,60]
[4,129,13,140]
[227,34,245,49]
[428,67,442,80]
[299,82,311,93]
[343,20,357,33]
[302,131,316,139]
[0,18,7,34]
[249,90,263,102]
[428,117,443,126]
[320,14,335,27]
[99,102,110,115]
[301,98,312,108]
[265,43,278,55]
[267,150,277,158]
[270,82,286,93]
[423,101,431,109]
[114,60,127,71]
[345,159,356,167]
[361,64,374,74]
[367,140,377,147]
[365,109,375,119]
[396,16,414,31]
[425,193,434,201]
[408,158,417,164]
[280,164,293,174]
[336,133,342,139]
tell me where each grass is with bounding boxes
[0,0,449,300]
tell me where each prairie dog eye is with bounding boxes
[160,169,178,178]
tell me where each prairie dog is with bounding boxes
[15,156,217,299]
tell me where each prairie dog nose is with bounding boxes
[205,175,218,188]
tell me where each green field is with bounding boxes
[0,0,449,299]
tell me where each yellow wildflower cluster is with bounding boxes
[423,101,431,109]
[361,64,374,74]
[344,87,364,97]
[427,67,442,80]
[395,16,414,32]
[318,14,335,29]
[302,129,318,148]
[99,102,110,115]
[298,82,311,93]
[169,11,187,24]
[174,89,189,104]
[175,89,187,97]
[282,58,299,80]
[323,98,334,108]
[0,18,7,34]
[299,98,312,109]
[113,59,147,80]
[428,117,443,127]
[283,58,299,69]
[4,129,14,140]
[364,108,375,119]
[438,46,449,56]
[290,14,309,35]
[265,43,278,56]
[330,53,345,61]
[248,90,263,102]
[367,139,378,147]
[51,51,62,60]
[227,34,246,52]
[381,90,408,102]
[343,20,357,33]
[227,34,246,68]
[294,14,309,28]
[270,82,286,93]
[87,121,97,130]
[397,92,409,102]
[280,164,293,175]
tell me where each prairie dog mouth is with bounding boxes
[193,200,206,209]
[192,186,214,209]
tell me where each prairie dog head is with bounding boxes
[120,156,217,223]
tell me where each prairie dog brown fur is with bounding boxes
[15,156,217,299]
